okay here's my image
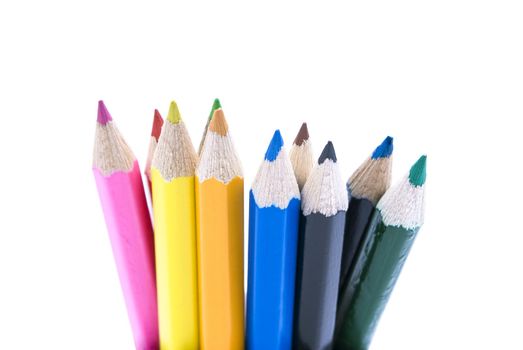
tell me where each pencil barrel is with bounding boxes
[338,196,375,307]
[195,177,244,350]
[93,161,159,350]
[247,193,300,350]
[151,170,200,349]
[293,211,346,350]
[335,211,419,350]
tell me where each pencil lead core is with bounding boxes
[97,100,112,124]
[208,98,222,120]
[151,109,164,139]
[371,136,394,159]
[167,101,182,124]
[264,130,284,161]
[294,122,310,146]
[208,109,228,136]
[409,155,427,187]
[318,141,337,164]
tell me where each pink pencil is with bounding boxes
[92,101,159,350]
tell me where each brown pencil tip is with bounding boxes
[208,108,228,136]
[151,109,164,140]
[293,122,309,145]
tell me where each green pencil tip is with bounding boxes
[409,155,427,187]
[208,98,221,120]
[167,101,181,124]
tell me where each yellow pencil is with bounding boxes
[196,108,244,350]
[151,101,199,350]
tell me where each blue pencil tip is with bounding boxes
[264,130,284,161]
[371,136,394,159]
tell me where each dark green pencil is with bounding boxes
[335,155,427,350]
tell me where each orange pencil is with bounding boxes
[195,108,244,349]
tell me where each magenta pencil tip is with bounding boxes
[97,100,113,125]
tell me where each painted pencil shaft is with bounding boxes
[195,177,244,350]
[152,173,199,349]
[94,161,159,350]
[247,195,300,350]
[246,130,301,350]
[335,212,420,350]
[294,212,346,350]
[338,196,374,297]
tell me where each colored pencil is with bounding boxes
[92,101,159,350]
[151,101,199,349]
[289,122,314,190]
[293,141,348,350]
[337,136,393,306]
[145,109,164,195]
[247,130,301,350]
[335,155,427,350]
[197,98,221,156]
[195,107,244,349]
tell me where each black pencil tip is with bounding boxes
[318,141,337,164]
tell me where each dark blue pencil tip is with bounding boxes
[371,136,394,159]
[318,141,337,164]
[264,130,284,161]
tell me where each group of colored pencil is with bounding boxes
[92,99,427,350]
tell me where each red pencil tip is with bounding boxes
[151,109,164,140]
[97,100,113,124]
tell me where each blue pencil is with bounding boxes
[247,130,301,350]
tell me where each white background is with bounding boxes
[1,1,522,349]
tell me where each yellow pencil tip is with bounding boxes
[167,101,182,124]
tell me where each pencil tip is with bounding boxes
[318,141,337,164]
[208,108,228,135]
[167,101,181,124]
[151,109,164,139]
[208,98,222,120]
[264,130,284,161]
[371,136,394,159]
[409,155,427,186]
[97,100,112,124]
[293,122,309,146]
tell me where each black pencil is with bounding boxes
[336,136,393,329]
[293,141,348,350]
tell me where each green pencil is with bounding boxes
[335,155,427,350]
[197,98,221,156]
